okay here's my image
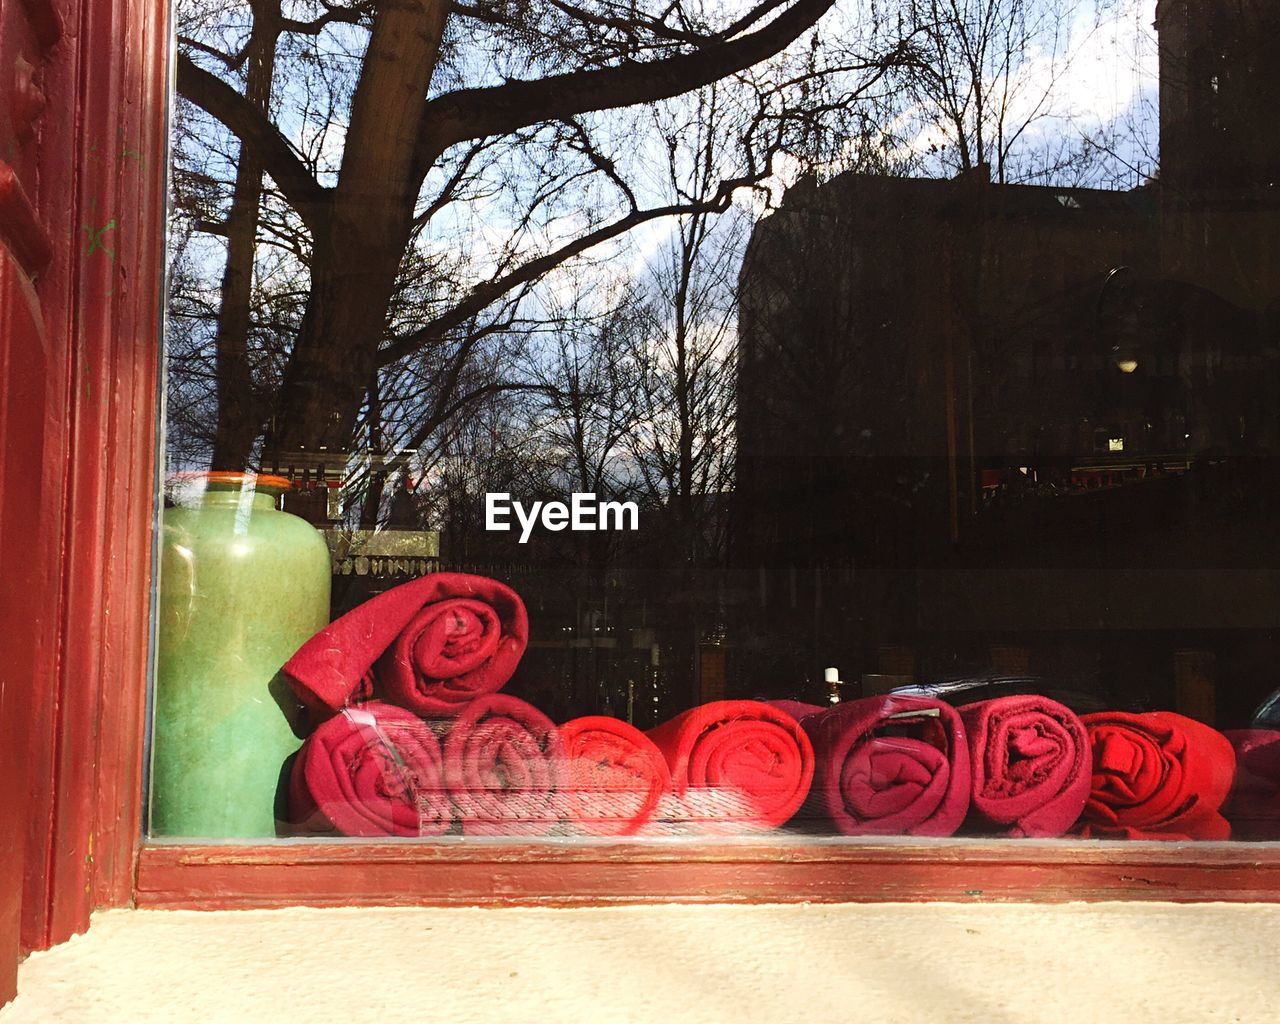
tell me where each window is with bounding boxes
[150,1,1280,858]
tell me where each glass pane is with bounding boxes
[151,0,1280,844]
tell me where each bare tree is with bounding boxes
[630,84,744,565]
[173,0,847,468]
[884,0,1115,184]
[532,298,643,502]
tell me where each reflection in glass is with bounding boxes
[157,1,1280,842]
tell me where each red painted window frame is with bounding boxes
[8,0,167,963]
[54,0,1280,924]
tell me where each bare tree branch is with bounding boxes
[281,1,374,35]
[416,0,834,167]
[377,174,762,370]
[176,53,331,230]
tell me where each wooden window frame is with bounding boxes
[135,841,1280,908]
[46,0,1280,934]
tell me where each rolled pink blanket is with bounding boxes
[443,694,568,836]
[959,695,1091,838]
[1079,711,1236,840]
[646,700,815,831]
[786,696,970,837]
[560,716,670,836]
[289,702,451,837]
[283,573,528,717]
[1222,729,1280,840]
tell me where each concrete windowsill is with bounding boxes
[5,903,1278,1022]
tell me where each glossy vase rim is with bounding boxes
[170,471,293,496]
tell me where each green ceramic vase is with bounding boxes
[150,473,331,838]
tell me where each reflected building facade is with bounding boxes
[733,0,1280,718]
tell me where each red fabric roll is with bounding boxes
[283,573,528,717]
[443,694,568,836]
[1080,711,1236,840]
[1222,729,1280,840]
[645,700,814,830]
[790,695,970,837]
[289,702,451,837]
[559,716,670,836]
[960,695,1091,838]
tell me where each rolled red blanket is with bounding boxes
[1222,729,1280,840]
[645,700,814,830]
[559,716,670,836]
[1080,711,1236,840]
[786,695,970,837]
[283,573,528,717]
[444,693,568,836]
[289,702,451,837]
[960,695,1091,838]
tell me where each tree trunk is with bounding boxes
[674,223,697,554]
[211,3,280,470]
[265,0,450,461]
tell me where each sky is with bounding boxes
[175,0,1162,294]
[169,0,1164,469]
[621,1,1159,266]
